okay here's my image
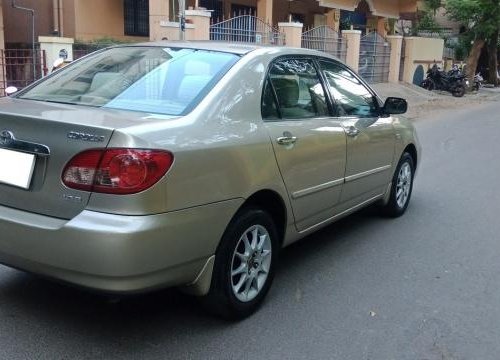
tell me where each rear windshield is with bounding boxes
[19,47,239,115]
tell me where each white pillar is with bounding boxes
[342,30,361,72]
[278,22,303,48]
[386,35,403,83]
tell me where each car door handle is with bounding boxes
[276,136,297,145]
[345,126,360,137]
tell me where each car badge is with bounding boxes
[0,130,14,145]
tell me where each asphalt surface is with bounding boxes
[1,100,500,359]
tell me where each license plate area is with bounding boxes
[0,148,36,189]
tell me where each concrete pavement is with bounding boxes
[373,82,500,120]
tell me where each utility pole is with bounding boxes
[178,0,186,40]
[11,0,36,81]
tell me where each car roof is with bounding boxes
[120,40,338,59]
[128,41,262,55]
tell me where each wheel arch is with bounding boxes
[238,189,288,246]
[404,143,418,168]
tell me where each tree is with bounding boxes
[423,0,442,16]
[446,0,500,86]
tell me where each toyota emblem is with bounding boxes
[0,130,14,145]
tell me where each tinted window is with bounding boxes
[269,59,328,119]
[261,79,279,120]
[20,47,239,116]
[319,60,379,118]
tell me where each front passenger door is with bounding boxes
[318,60,396,206]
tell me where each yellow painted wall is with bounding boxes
[74,0,147,42]
[403,36,444,83]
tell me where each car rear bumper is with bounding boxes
[0,199,242,293]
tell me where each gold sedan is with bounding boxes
[0,42,420,319]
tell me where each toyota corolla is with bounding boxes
[0,42,420,319]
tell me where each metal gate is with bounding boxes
[0,49,47,94]
[209,15,285,45]
[301,26,346,62]
[358,32,390,83]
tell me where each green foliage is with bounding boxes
[74,37,134,51]
[339,16,352,31]
[415,11,442,35]
[451,32,475,60]
[423,0,442,15]
[446,0,500,38]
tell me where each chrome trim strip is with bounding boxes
[344,165,391,183]
[298,194,383,234]
[292,178,344,199]
[0,130,50,157]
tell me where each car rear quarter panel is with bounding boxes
[86,50,292,220]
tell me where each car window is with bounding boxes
[261,79,280,120]
[319,60,379,118]
[19,47,239,116]
[268,59,328,119]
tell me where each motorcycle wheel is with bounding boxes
[421,79,435,91]
[452,85,465,97]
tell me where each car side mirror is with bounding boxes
[382,97,407,115]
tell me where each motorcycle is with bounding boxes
[421,64,466,97]
[473,73,483,91]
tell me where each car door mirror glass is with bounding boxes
[383,97,407,115]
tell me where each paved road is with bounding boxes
[1,101,500,360]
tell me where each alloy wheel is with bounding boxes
[396,162,412,208]
[230,225,272,302]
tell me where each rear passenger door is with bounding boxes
[262,57,347,232]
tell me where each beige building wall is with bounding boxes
[3,0,54,44]
[399,0,417,13]
[150,0,169,41]
[62,0,77,39]
[0,0,5,94]
[0,0,4,50]
[402,36,444,83]
[274,0,325,25]
[372,0,400,18]
[318,0,402,18]
[73,0,148,42]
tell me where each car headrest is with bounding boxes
[177,75,212,104]
[90,72,123,92]
[272,78,299,108]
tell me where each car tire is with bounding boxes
[452,85,465,97]
[201,207,279,320]
[383,152,415,217]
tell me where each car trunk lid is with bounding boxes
[0,98,145,219]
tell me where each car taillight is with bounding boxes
[62,149,173,194]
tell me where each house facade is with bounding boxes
[2,0,149,49]
[1,0,418,49]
